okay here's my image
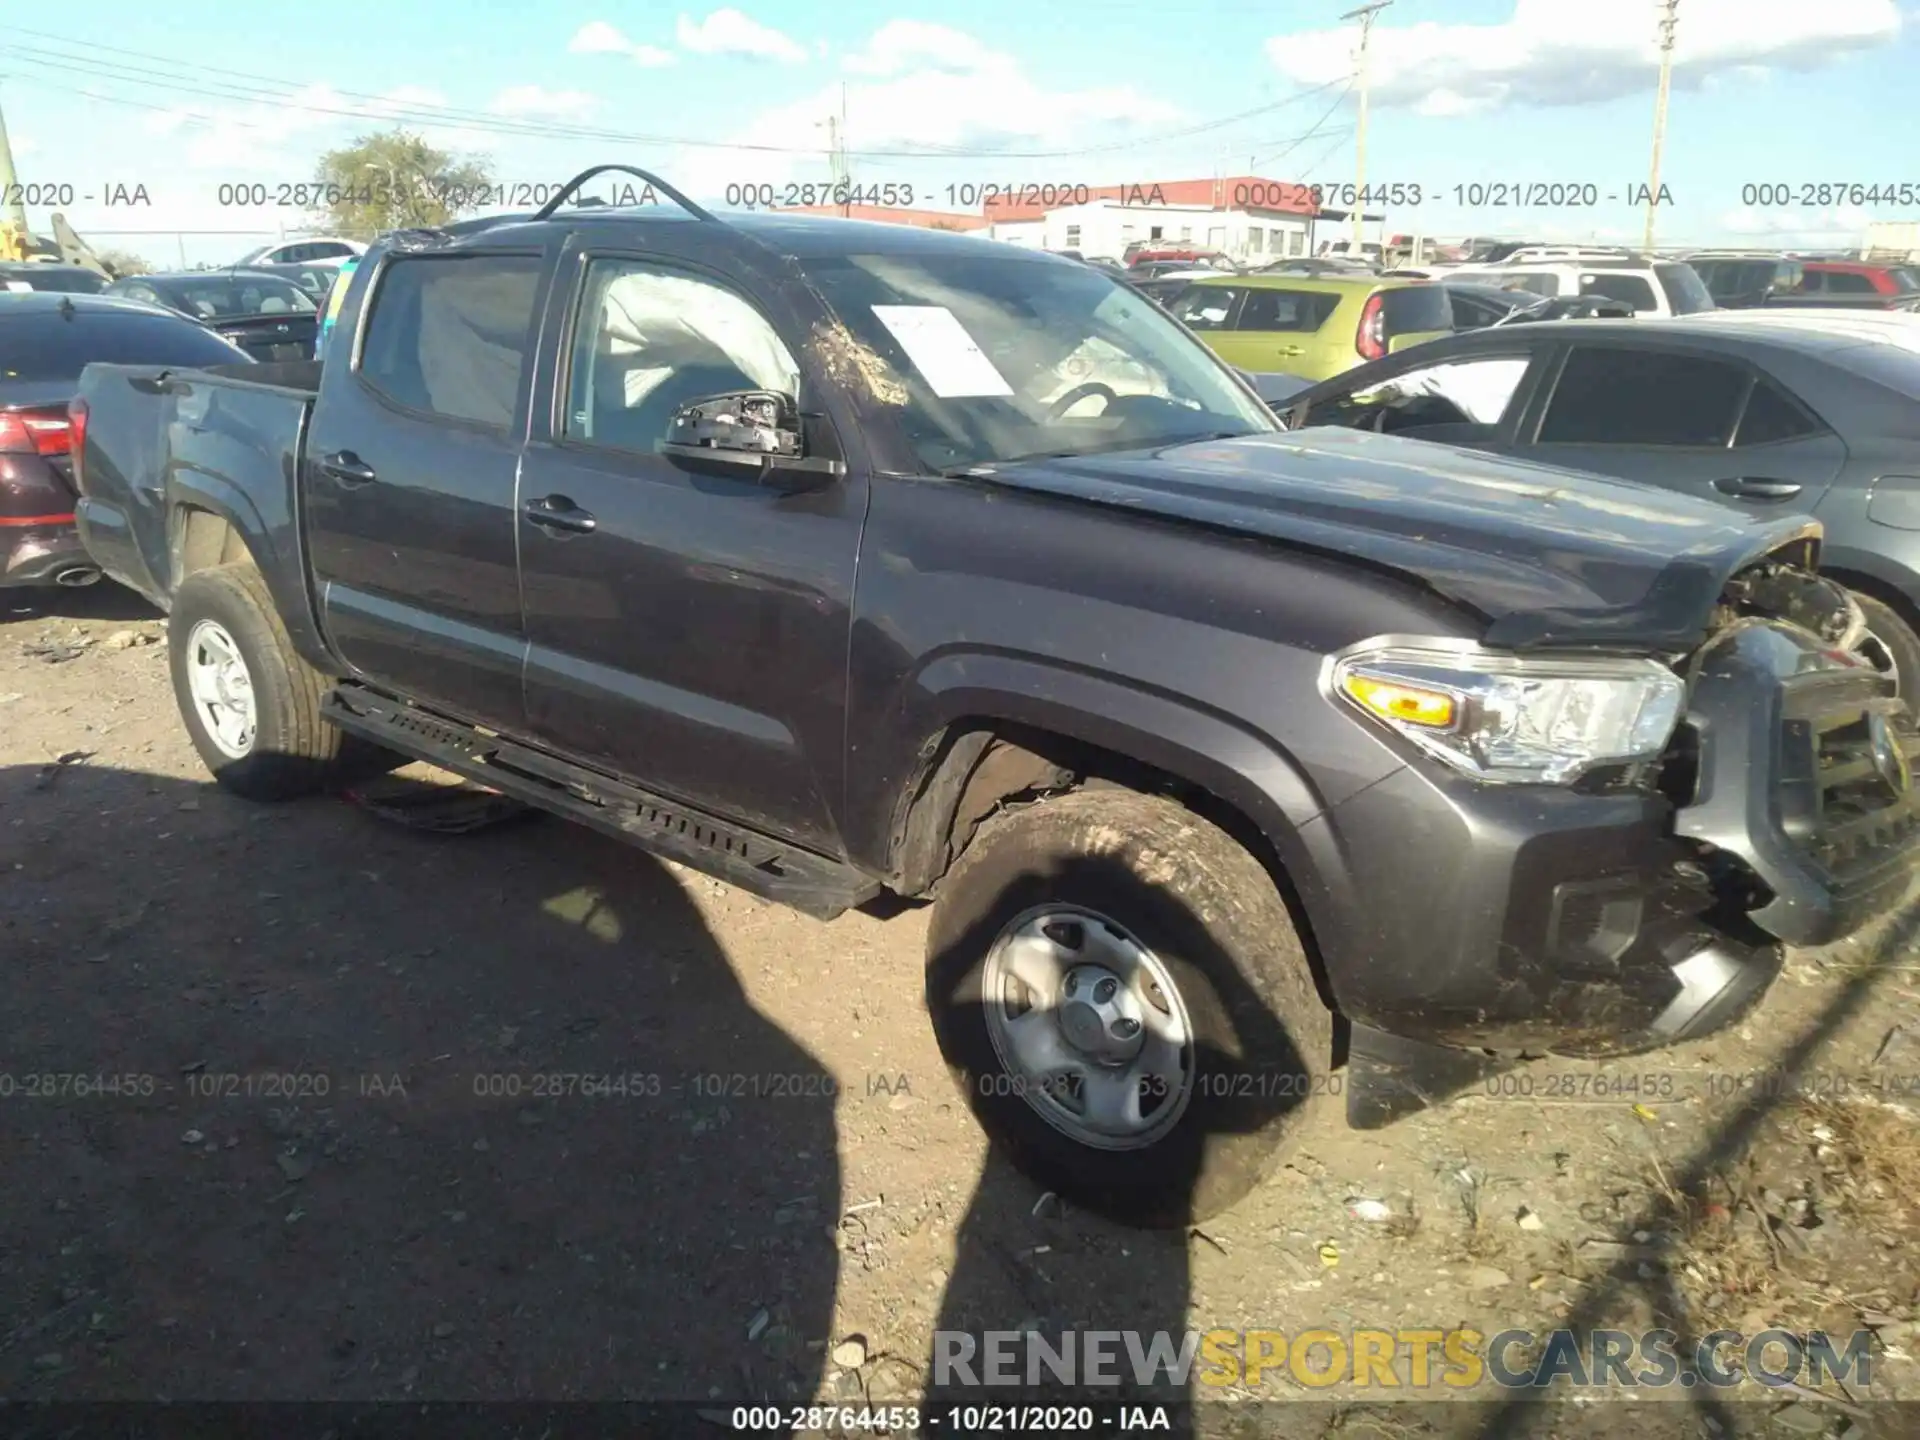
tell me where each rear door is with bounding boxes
[1516,343,1847,511]
[303,246,549,731]
[1220,285,1342,371]
[513,242,868,853]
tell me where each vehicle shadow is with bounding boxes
[1,583,161,624]
[1471,888,1920,1440]
[0,760,838,1408]
[916,852,1327,1439]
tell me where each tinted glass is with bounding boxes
[1655,264,1716,314]
[1380,284,1454,335]
[1688,260,1770,301]
[134,275,317,318]
[1,267,106,294]
[1892,268,1920,292]
[1235,288,1339,332]
[1167,285,1242,330]
[1824,271,1877,294]
[1539,347,1747,446]
[359,255,543,428]
[1735,379,1821,446]
[1579,273,1658,312]
[0,308,251,381]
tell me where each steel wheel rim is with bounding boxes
[184,619,257,759]
[981,903,1196,1151]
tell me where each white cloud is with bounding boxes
[841,20,1000,76]
[567,19,676,66]
[675,8,809,64]
[1717,202,1873,247]
[1267,0,1901,116]
[675,23,1181,192]
[489,85,597,119]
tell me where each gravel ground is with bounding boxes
[4,584,1919,1438]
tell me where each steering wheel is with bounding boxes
[1047,381,1119,421]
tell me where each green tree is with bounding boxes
[312,129,495,239]
[97,248,153,277]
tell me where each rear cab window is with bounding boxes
[357,254,545,429]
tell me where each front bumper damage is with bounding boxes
[1321,613,1920,1128]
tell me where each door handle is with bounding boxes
[319,450,377,487]
[522,495,597,534]
[1713,476,1803,500]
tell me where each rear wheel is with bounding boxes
[925,788,1333,1227]
[169,563,396,800]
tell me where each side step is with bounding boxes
[321,683,882,921]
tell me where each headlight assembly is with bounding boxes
[1329,641,1687,784]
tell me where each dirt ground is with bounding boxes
[4,584,1920,1439]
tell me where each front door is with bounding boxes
[304,249,547,732]
[514,251,866,853]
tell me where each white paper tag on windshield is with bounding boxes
[870,305,1013,398]
[5,281,31,292]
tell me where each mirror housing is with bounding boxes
[660,391,845,489]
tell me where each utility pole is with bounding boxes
[1643,0,1680,256]
[1343,0,1392,251]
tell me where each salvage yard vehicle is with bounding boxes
[1167,272,1453,381]
[1446,253,1716,319]
[72,167,1920,1227]
[102,269,319,361]
[1,291,250,588]
[1274,312,1920,694]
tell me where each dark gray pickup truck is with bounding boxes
[72,168,1920,1226]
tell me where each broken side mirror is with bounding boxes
[660,390,845,491]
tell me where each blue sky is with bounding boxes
[3,0,1916,266]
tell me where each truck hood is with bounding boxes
[983,427,1820,650]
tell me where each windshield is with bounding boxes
[796,252,1275,472]
[140,274,318,319]
[1655,262,1717,315]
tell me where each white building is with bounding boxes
[981,177,1320,264]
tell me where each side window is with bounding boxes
[278,245,308,264]
[1235,288,1338,332]
[1795,270,1825,293]
[1825,271,1876,295]
[1350,356,1532,426]
[359,254,544,429]
[1538,347,1748,446]
[1502,273,1558,298]
[308,243,351,261]
[1735,378,1822,446]
[120,283,159,304]
[1579,273,1658,312]
[563,259,800,454]
[1167,286,1242,330]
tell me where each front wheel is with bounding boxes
[1853,591,1920,703]
[925,788,1333,1227]
[168,564,395,800]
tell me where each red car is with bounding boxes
[2,292,249,589]
[1796,260,1920,301]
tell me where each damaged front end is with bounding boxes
[1343,542,1920,1126]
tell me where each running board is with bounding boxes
[321,684,881,921]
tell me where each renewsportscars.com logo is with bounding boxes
[931,1327,1873,1391]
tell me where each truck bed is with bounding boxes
[73,361,318,610]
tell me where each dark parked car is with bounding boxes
[1684,252,1805,309]
[1278,312,1920,690]
[102,268,318,360]
[245,260,343,301]
[1440,282,1632,328]
[73,170,1920,1226]
[1,261,108,295]
[1,292,249,588]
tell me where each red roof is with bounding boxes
[982,176,1317,222]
